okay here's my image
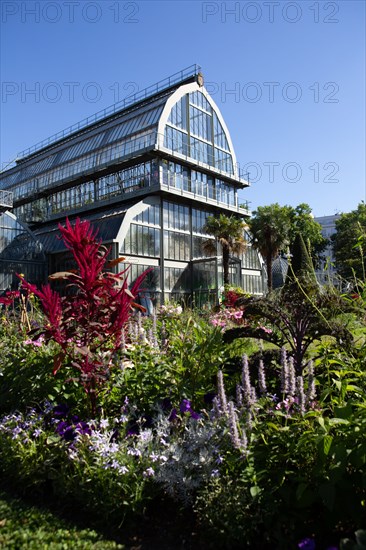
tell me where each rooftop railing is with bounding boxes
[16,65,202,161]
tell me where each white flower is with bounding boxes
[121,360,135,370]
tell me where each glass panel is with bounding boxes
[164,126,188,156]
[190,138,213,166]
[192,260,216,290]
[190,106,212,141]
[164,266,190,292]
[167,95,187,130]
[189,91,212,113]
[213,112,230,151]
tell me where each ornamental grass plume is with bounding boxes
[19,217,150,417]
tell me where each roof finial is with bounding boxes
[197,72,204,87]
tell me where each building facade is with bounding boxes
[314,214,340,286]
[0,66,265,304]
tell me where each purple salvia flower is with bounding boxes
[287,356,296,397]
[127,319,134,341]
[240,426,248,454]
[160,320,168,347]
[236,384,243,408]
[258,359,267,395]
[245,409,253,430]
[212,396,221,418]
[137,311,142,333]
[241,355,254,407]
[217,370,228,414]
[127,319,138,343]
[306,360,316,403]
[151,310,158,345]
[250,386,257,405]
[147,328,153,345]
[148,325,158,349]
[280,347,288,394]
[227,401,241,450]
[296,376,306,415]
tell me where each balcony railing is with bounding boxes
[0,190,13,211]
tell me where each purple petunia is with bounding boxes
[180,399,192,413]
[169,408,178,421]
[52,404,70,419]
[298,538,316,550]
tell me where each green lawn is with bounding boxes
[0,490,124,549]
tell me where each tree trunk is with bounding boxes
[266,253,273,291]
[223,246,230,285]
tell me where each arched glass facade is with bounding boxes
[0,211,46,292]
[164,90,234,175]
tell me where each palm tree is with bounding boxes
[248,204,291,292]
[202,214,247,285]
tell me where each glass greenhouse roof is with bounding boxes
[0,64,245,192]
[33,207,128,254]
[15,65,201,161]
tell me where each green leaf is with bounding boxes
[346,384,363,394]
[328,418,350,426]
[250,486,261,498]
[335,404,353,419]
[317,416,327,432]
[323,435,333,456]
[265,422,280,431]
[46,435,60,444]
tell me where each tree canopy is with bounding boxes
[202,214,247,285]
[248,203,326,291]
[331,202,366,281]
[288,203,327,266]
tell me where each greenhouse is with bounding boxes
[0,66,265,303]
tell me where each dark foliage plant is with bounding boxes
[224,234,355,374]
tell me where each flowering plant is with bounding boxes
[221,285,248,307]
[20,218,149,416]
[158,303,183,317]
[209,307,245,330]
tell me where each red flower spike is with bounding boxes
[19,217,151,417]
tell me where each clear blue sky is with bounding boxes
[1,0,365,217]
